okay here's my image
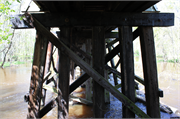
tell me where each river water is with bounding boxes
[0,62,180,118]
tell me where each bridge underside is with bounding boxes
[11,1,174,118]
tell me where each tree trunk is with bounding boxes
[1,29,15,68]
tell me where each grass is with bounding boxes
[0,61,25,68]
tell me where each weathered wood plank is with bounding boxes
[139,26,160,118]
[58,31,119,39]
[58,27,71,118]
[42,41,53,106]
[92,27,105,118]
[27,30,48,118]
[69,73,90,94]
[11,13,174,29]
[71,44,92,60]
[85,39,93,102]
[30,16,150,118]
[38,98,57,118]
[119,26,135,118]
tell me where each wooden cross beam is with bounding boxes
[105,27,140,64]
[57,31,119,39]
[30,14,150,118]
[11,13,174,29]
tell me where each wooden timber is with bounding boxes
[69,73,89,94]
[105,27,140,64]
[16,1,176,118]
[11,13,174,29]
[92,27,105,118]
[58,31,119,39]
[119,26,135,118]
[139,26,160,118]
[105,64,163,97]
[42,41,53,106]
[107,45,118,85]
[25,14,163,118]
[85,39,93,102]
[27,29,48,118]
[58,27,71,118]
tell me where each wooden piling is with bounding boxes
[92,27,105,118]
[27,30,48,118]
[85,39,93,102]
[119,26,135,118]
[139,26,160,118]
[58,27,71,118]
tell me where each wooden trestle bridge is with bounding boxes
[11,1,174,118]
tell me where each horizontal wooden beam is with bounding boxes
[11,12,174,29]
[31,15,149,118]
[57,31,119,38]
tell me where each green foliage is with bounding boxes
[134,50,139,57]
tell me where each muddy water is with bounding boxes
[0,62,180,118]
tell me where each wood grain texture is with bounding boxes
[119,26,135,118]
[139,26,160,118]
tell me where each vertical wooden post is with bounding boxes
[105,45,110,104]
[119,26,135,118]
[92,27,105,118]
[85,39,93,102]
[27,30,48,118]
[55,50,60,72]
[42,42,53,106]
[58,27,71,119]
[139,27,160,118]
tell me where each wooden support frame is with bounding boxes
[28,15,150,118]
[119,26,135,118]
[27,29,48,118]
[105,27,140,64]
[139,26,160,118]
[11,13,174,29]
[92,27,105,118]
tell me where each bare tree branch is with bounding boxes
[1,29,15,68]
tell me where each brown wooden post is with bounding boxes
[139,27,160,118]
[92,27,105,118]
[85,39,92,102]
[27,30,48,118]
[58,27,71,119]
[119,26,135,118]
[42,42,53,106]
